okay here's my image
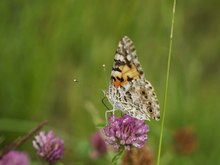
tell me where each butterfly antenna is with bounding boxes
[102,64,109,88]
[102,97,110,110]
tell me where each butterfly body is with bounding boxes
[104,36,160,121]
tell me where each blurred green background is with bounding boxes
[0,0,220,164]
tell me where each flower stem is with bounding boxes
[156,0,176,165]
[0,120,48,158]
[112,147,124,165]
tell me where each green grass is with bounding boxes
[0,0,220,164]
[157,0,176,164]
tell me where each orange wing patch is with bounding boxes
[112,64,140,88]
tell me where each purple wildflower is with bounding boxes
[103,115,149,151]
[0,150,29,165]
[33,131,64,164]
[90,131,107,159]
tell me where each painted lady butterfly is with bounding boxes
[104,36,160,121]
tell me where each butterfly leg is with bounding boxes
[101,97,110,110]
[105,109,116,125]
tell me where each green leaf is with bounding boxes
[112,147,124,165]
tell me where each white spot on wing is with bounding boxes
[127,55,132,61]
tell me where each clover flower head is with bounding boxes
[122,145,155,165]
[0,150,29,165]
[173,127,197,154]
[103,115,149,151]
[90,131,107,159]
[33,130,64,164]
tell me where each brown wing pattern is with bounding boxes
[111,36,144,88]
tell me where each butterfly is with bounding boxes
[104,36,160,121]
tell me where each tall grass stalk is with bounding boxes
[156,0,176,165]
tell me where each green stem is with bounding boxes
[156,0,176,165]
[112,147,124,165]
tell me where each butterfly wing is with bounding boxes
[108,36,160,121]
[111,36,144,88]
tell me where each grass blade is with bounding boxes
[156,0,176,165]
